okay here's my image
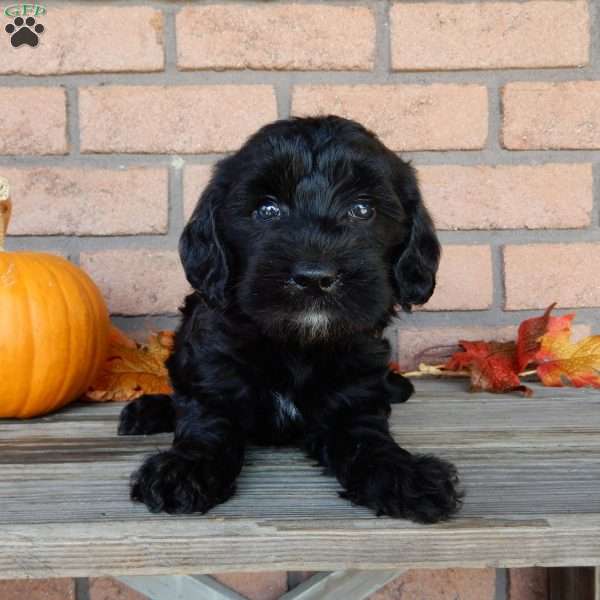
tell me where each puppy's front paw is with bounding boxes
[342,449,462,523]
[130,450,235,514]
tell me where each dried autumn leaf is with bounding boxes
[516,303,554,372]
[445,340,531,396]
[84,327,174,402]
[535,319,600,388]
[516,303,574,372]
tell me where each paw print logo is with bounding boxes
[5,16,44,48]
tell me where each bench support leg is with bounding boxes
[279,569,406,599]
[118,569,406,600]
[117,575,248,600]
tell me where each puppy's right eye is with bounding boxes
[253,200,281,221]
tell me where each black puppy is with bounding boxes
[119,116,462,523]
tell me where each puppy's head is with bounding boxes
[180,116,440,341]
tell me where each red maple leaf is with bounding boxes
[445,340,531,396]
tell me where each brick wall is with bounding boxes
[0,1,595,599]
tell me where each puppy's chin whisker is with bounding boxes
[294,311,331,342]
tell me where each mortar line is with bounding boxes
[397,306,600,327]
[374,0,391,77]
[490,245,505,312]
[111,314,181,335]
[275,74,293,120]
[168,156,186,237]
[592,162,600,229]
[163,3,178,75]
[496,244,507,315]
[65,85,80,157]
[486,81,503,153]
[41,307,600,338]
[2,150,600,168]
[3,66,600,87]
[588,0,599,235]
[8,225,600,255]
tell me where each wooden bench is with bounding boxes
[2,379,600,599]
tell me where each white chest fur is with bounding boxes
[273,392,301,428]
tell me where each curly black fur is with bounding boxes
[119,116,462,523]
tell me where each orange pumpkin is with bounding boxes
[0,177,110,418]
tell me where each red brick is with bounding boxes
[503,82,600,149]
[396,324,591,371]
[292,85,488,150]
[424,245,493,311]
[184,165,213,221]
[177,5,374,71]
[90,578,147,600]
[0,87,66,155]
[4,167,167,235]
[508,568,548,600]
[80,86,277,154]
[80,250,189,315]
[0,578,75,600]
[0,7,163,75]
[418,164,592,230]
[391,1,588,71]
[504,244,600,309]
[369,568,496,600]
[213,572,287,600]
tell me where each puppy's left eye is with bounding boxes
[254,200,281,221]
[348,202,375,221]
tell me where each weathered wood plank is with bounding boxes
[2,515,600,578]
[1,380,600,577]
[2,450,600,524]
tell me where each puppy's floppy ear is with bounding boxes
[391,159,441,311]
[179,177,230,308]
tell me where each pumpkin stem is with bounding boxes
[0,177,10,252]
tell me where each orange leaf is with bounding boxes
[84,327,174,402]
[446,340,531,396]
[536,323,600,388]
[515,303,576,372]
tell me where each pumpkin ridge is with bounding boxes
[19,254,58,416]
[68,260,97,398]
[14,254,36,418]
[40,255,77,415]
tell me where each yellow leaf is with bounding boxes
[536,329,600,388]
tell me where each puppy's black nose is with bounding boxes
[292,264,338,292]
